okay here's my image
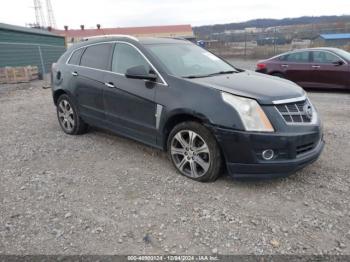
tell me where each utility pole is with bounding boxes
[244,31,247,60]
[273,27,277,55]
[33,0,46,28]
[45,0,57,28]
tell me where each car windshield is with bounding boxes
[334,49,350,61]
[146,43,238,78]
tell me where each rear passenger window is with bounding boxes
[80,43,113,70]
[285,52,310,63]
[68,48,83,65]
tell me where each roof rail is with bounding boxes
[82,34,139,42]
[163,36,189,41]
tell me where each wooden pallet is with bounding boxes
[0,66,39,84]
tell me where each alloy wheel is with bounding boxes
[170,130,210,178]
[58,99,75,132]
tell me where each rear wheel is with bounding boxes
[167,121,222,182]
[57,94,88,135]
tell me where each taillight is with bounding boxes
[257,63,267,70]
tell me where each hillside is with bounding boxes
[194,15,350,37]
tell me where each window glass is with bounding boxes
[68,48,83,65]
[285,52,309,63]
[313,51,340,64]
[333,49,350,61]
[112,43,151,74]
[278,55,288,61]
[80,43,113,70]
[146,43,235,77]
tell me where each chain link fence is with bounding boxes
[199,26,350,59]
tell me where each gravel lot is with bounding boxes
[228,59,258,71]
[1,69,350,255]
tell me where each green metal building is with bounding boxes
[0,23,65,75]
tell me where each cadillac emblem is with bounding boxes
[303,102,313,120]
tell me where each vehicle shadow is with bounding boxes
[88,126,316,189]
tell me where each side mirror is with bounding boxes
[332,60,344,66]
[125,65,157,81]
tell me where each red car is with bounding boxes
[256,48,350,90]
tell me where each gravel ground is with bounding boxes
[227,59,258,71]
[0,76,350,255]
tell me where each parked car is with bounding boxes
[256,47,350,90]
[51,36,324,182]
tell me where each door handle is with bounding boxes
[312,65,321,69]
[281,64,289,68]
[104,82,115,88]
[72,71,78,76]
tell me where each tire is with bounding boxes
[272,72,285,79]
[56,94,88,135]
[167,121,222,182]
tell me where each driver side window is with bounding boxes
[112,43,151,75]
[312,51,339,64]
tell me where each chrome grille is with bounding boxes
[275,100,313,124]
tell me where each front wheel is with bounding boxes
[167,121,222,182]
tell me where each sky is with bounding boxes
[1,0,349,29]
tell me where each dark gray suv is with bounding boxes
[51,36,324,182]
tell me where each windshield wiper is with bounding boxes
[206,70,237,77]
[182,70,236,79]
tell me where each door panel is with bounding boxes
[310,51,349,89]
[103,42,159,145]
[74,67,106,121]
[74,43,114,122]
[309,64,349,89]
[279,51,313,87]
[103,74,158,145]
[283,63,313,87]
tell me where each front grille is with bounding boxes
[275,100,313,124]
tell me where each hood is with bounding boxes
[187,70,305,105]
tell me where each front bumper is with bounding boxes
[213,127,325,179]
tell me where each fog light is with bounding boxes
[262,149,274,160]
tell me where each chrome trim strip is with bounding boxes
[272,95,307,105]
[104,82,115,88]
[155,104,163,130]
[65,40,168,86]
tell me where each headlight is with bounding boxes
[221,92,274,132]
